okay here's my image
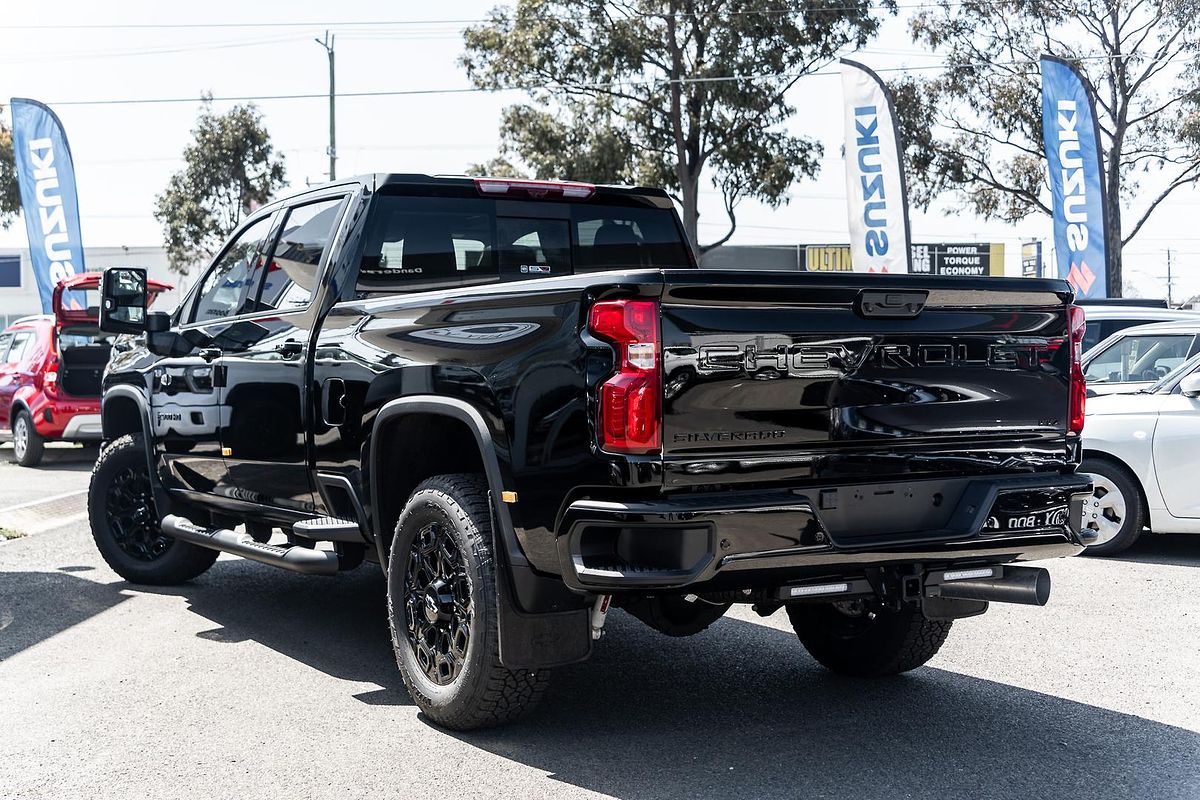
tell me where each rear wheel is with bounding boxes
[787,600,952,677]
[387,473,549,730]
[1078,457,1145,556]
[89,434,218,584]
[12,410,44,467]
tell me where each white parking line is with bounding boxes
[0,489,88,515]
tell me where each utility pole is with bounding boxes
[1166,249,1174,307]
[315,31,336,181]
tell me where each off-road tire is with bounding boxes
[788,601,952,677]
[12,409,44,467]
[1078,457,1145,556]
[89,434,218,584]
[387,473,549,730]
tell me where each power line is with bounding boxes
[0,3,1012,31]
[40,48,1193,108]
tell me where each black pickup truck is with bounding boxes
[91,174,1093,730]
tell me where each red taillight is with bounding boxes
[1068,304,1086,434]
[473,177,596,200]
[588,299,660,454]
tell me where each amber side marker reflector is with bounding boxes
[501,491,518,503]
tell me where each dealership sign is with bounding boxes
[804,243,1004,276]
[9,98,87,312]
[1040,56,1111,298]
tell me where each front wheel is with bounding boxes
[89,434,218,584]
[787,600,952,677]
[387,473,549,730]
[1078,457,1145,556]
[12,410,44,467]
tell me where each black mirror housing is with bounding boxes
[100,267,149,334]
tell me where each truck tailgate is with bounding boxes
[659,271,1075,486]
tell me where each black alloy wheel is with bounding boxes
[89,434,218,585]
[105,461,172,562]
[387,473,549,729]
[403,519,473,686]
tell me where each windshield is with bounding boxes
[357,194,692,293]
[1146,352,1200,393]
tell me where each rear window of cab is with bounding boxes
[356,194,692,293]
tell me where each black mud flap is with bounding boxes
[496,563,592,670]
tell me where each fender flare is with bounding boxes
[368,395,591,670]
[101,385,170,513]
[368,396,528,569]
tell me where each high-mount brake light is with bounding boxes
[473,177,596,200]
[1068,304,1086,435]
[588,299,661,454]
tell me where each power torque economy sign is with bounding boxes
[803,243,1004,276]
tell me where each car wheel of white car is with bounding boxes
[1078,457,1145,557]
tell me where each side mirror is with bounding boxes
[100,267,149,334]
[1180,373,1200,398]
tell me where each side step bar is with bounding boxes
[161,514,339,576]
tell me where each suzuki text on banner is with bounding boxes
[839,59,912,274]
[10,98,87,313]
[1040,56,1111,299]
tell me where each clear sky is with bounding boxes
[3,0,1199,300]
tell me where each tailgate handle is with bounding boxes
[855,290,928,319]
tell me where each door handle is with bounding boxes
[321,377,347,426]
[198,347,222,363]
[275,339,303,358]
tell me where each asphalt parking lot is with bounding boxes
[0,450,1198,800]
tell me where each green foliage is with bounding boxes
[0,109,20,230]
[154,97,286,273]
[894,0,1200,296]
[462,0,887,251]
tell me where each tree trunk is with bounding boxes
[680,174,700,255]
[1108,200,1123,298]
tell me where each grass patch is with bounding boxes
[0,527,25,540]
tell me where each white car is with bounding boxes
[1083,319,1200,396]
[1081,353,1200,554]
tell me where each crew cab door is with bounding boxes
[151,213,278,498]
[216,193,349,513]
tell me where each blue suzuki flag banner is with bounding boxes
[10,98,87,312]
[1040,56,1110,298]
[840,58,912,273]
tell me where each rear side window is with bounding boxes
[253,196,347,313]
[0,333,12,360]
[357,194,690,293]
[1085,333,1195,384]
[6,331,34,365]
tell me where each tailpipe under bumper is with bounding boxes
[927,564,1050,607]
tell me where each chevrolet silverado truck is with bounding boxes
[90,174,1094,730]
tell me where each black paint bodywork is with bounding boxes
[102,174,1092,629]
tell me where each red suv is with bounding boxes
[1,271,171,466]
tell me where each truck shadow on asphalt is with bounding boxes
[1100,532,1200,568]
[0,568,125,662]
[123,558,1200,800]
[6,557,1194,799]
